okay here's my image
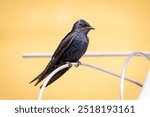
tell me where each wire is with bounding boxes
[81,62,142,87]
[120,51,150,100]
[38,62,142,100]
[22,52,150,57]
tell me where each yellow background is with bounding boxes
[0,0,150,100]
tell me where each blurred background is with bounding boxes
[0,0,150,100]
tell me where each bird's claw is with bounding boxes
[66,62,72,67]
[75,61,81,67]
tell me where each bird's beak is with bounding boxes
[80,27,95,31]
[89,27,95,30]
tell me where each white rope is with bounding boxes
[22,52,150,57]
[38,62,142,100]
[120,51,150,100]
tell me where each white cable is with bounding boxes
[81,62,142,87]
[22,52,150,57]
[120,51,150,100]
[38,62,142,100]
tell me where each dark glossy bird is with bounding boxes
[30,19,94,87]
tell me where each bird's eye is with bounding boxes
[83,24,88,27]
[80,23,88,27]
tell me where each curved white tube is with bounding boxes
[38,62,142,100]
[81,63,142,87]
[120,51,150,100]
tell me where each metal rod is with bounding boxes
[38,62,142,100]
[22,52,150,57]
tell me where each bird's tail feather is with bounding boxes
[29,73,42,84]
[34,73,48,86]
[40,67,70,88]
[30,67,70,87]
[29,68,50,86]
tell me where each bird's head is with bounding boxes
[71,19,94,33]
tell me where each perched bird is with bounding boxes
[30,19,94,87]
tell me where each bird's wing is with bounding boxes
[49,31,77,67]
[30,31,78,85]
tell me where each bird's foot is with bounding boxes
[66,62,72,67]
[75,61,81,67]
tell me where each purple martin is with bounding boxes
[30,19,94,87]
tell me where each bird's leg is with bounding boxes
[65,62,72,67]
[75,61,81,67]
